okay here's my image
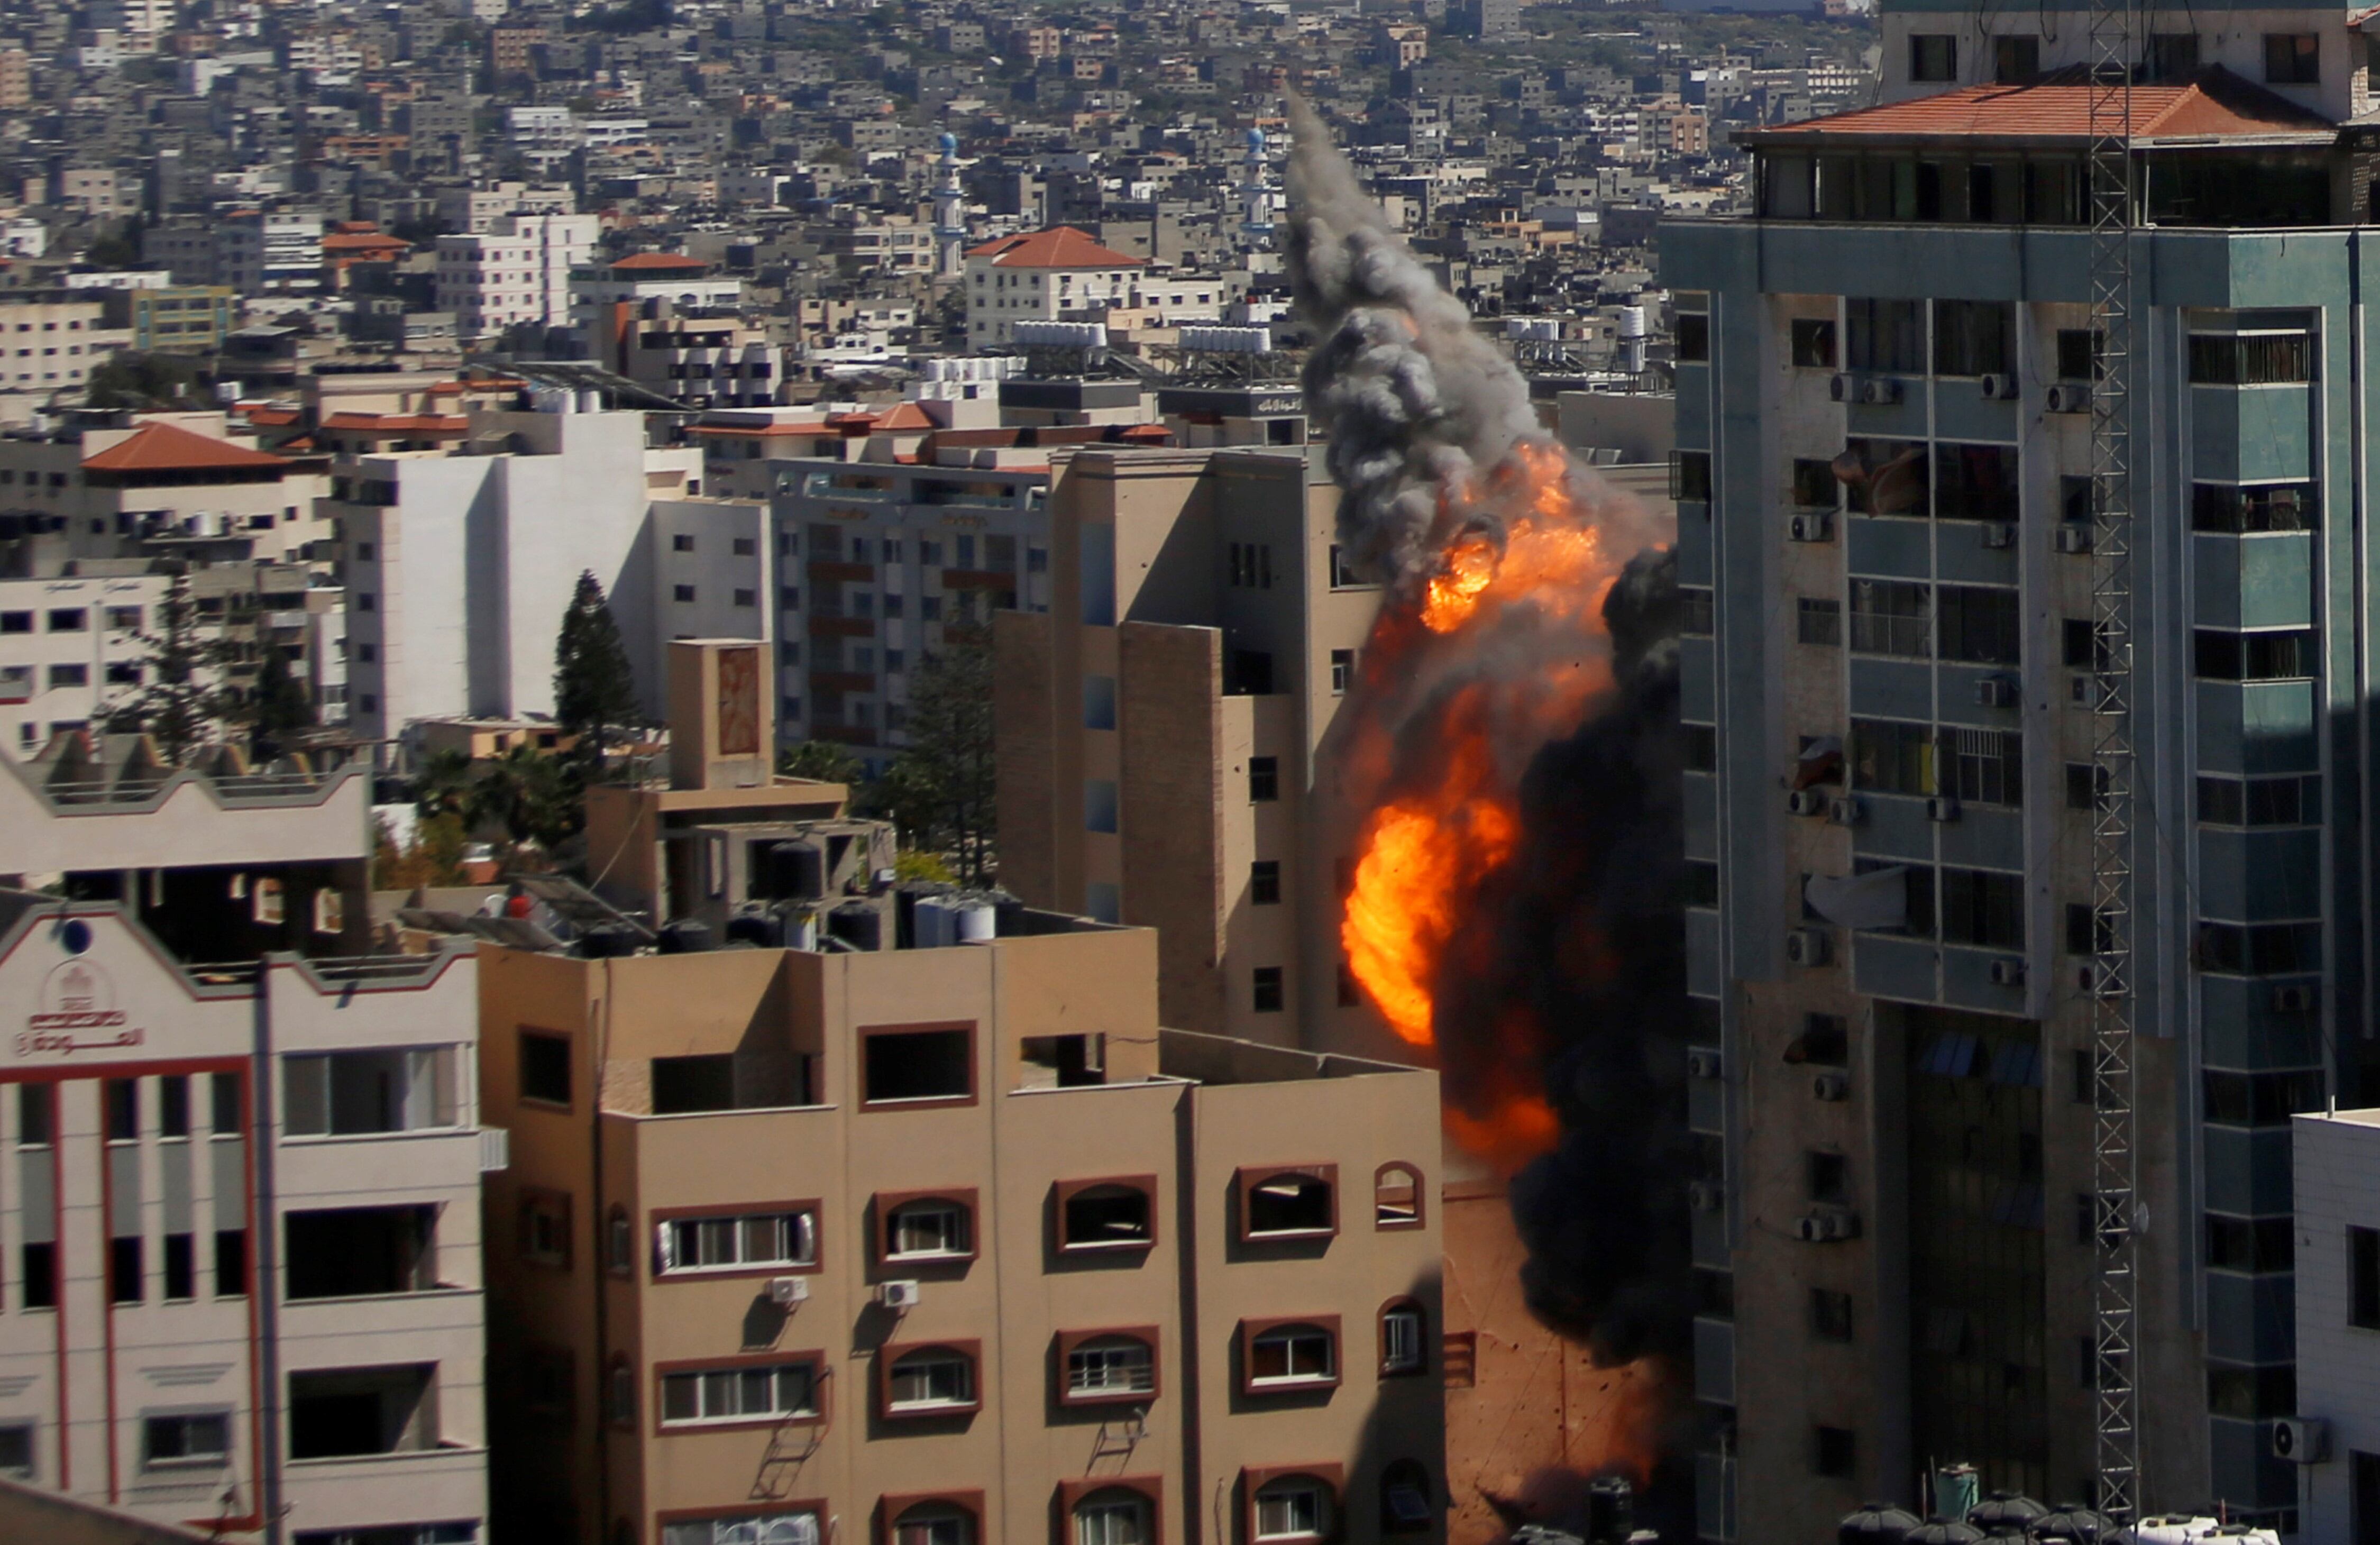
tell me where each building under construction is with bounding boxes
[1665,1,2375,1534]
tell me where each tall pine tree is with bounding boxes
[553,570,639,769]
[887,626,997,884]
[101,569,235,765]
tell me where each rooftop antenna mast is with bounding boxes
[2085,0,2143,1520]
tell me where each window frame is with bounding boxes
[1378,1298,1429,1378]
[1055,1325,1163,1408]
[651,1199,823,1281]
[1242,1465,1343,1544]
[878,1340,984,1419]
[659,1502,830,1545]
[519,1186,573,1270]
[518,1027,573,1109]
[858,1021,979,1111]
[1373,1162,1425,1230]
[141,1409,233,1471]
[1236,1164,1340,1242]
[879,1492,985,1545]
[1240,1315,1343,1395]
[874,1188,980,1266]
[1055,1175,1160,1254]
[654,1349,828,1435]
[1063,1477,1165,1545]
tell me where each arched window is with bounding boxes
[1243,1320,1338,1392]
[1239,1166,1337,1240]
[1060,1330,1158,1405]
[884,1343,980,1415]
[1252,1476,1332,1541]
[1378,1299,1427,1377]
[1380,1461,1432,1534]
[1373,1163,1423,1229]
[882,1194,974,1261]
[1074,1486,1152,1545]
[892,1501,974,1545]
[1058,1179,1156,1252]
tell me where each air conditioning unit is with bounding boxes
[1787,788,1828,817]
[1980,522,2018,550]
[1785,927,1832,967]
[2046,383,2091,414]
[1796,1208,1862,1243]
[2273,1416,2331,1465]
[2055,524,2094,554]
[1788,510,1835,543]
[1687,1047,1723,1080]
[1812,1070,1851,1102]
[876,1279,923,1310]
[1829,372,1855,402]
[1989,958,2027,988]
[1927,796,1961,823]
[1688,1180,1725,1213]
[1794,1214,1828,1242]
[767,1275,810,1306]
[1827,796,1864,827]
[2273,983,2318,1013]
[1860,377,1903,405]
[1975,675,2020,708]
[1978,373,2018,400]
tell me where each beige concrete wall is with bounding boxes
[1119,621,1226,1035]
[993,609,1060,911]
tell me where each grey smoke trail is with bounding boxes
[1284,97,1543,584]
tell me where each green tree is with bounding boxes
[777,739,864,784]
[881,627,996,884]
[246,645,314,762]
[553,571,640,770]
[86,351,212,410]
[413,748,478,823]
[100,570,236,764]
[469,743,581,854]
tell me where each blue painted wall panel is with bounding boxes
[1850,657,1934,721]
[1847,517,1930,579]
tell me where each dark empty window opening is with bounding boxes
[1248,756,1279,802]
[1811,1288,1855,1342]
[287,1364,436,1459]
[1252,966,1285,1012]
[1247,1171,1334,1236]
[1992,34,2039,82]
[1790,318,1837,369]
[1063,1183,1155,1249]
[2355,1226,2380,1329]
[864,1028,974,1105]
[1021,1033,1107,1089]
[520,1031,572,1107]
[1789,1013,1850,1066]
[652,1054,737,1114]
[1814,1424,1858,1477]
[1806,1151,1849,1204]
[1251,861,1281,904]
[1910,34,1956,80]
[286,1206,437,1299]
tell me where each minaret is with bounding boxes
[1239,126,1275,249]
[935,132,966,280]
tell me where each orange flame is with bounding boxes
[1339,437,1631,1176]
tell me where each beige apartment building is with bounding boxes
[0,736,490,1543]
[471,641,1448,1545]
[994,446,1385,1056]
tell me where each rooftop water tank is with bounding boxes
[1841,1504,1923,1545]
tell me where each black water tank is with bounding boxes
[1841,1504,1924,1545]
[1969,1494,2047,1538]
[1584,1477,1632,1543]
[657,920,713,954]
[724,910,782,949]
[830,904,881,952]
[578,923,639,958]
[1904,1521,1985,1545]
[2033,1509,2119,1544]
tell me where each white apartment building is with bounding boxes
[963,227,1250,348]
[0,747,490,1544]
[432,183,577,236]
[433,214,599,340]
[143,213,324,295]
[0,297,132,397]
[330,405,701,747]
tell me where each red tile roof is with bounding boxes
[81,422,288,473]
[612,251,709,272]
[965,225,1146,270]
[872,401,936,432]
[1753,67,2335,145]
[322,230,410,254]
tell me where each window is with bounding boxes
[1252,1476,1332,1540]
[1062,1332,1158,1402]
[2205,1214,2294,1274]
[1681,588,1714,636]
[673,534,695,552]
[1248,756,1278,801]
[0,611,27,634]
[144,1412,231,1469]
[2194,629,2316,681]
[1909,34,1956,81]
[2207,1363,2298,1421]
[1837,436,1928,516]
[48,663,86,689]
[2057,328,2104,382]
[47,608,86,632]
[1814,1424,1857,1477]
[1671,449,1711,503]
[2196,920,2322,975]
[1250,861,1281,905]
[2203,1068,2325,1126]
[1675,309,1709,362]
[1938,586,2019,665]
[2355,1226,2380,1329]
[1941,867,2024,949]
[2193,482,2318,533]
[1797,597,1842,646]
[1845,299,1923,373]
[2190,331,2312,385]
[1992,34,2039,82]
[1685,725,1717,772]
[105,1076,138,1140]
[1242,1166,1336,1238]
[1086,779,1119,834]
[1058,1178,1157,1252]
[215,1230,246,1299]
[892,1501,976,1545]
[2148,32,2200,79]
[1329,544,1375,589]
[0,1422,28,1479]
[285,1048,457,1135]
[1330,649,1354,693]
[1943,728,2021,807]
[662,1511,822,1545]
[1375,1163,1423,1229]
[1084,674,1118,730]
[2266,33,2320,85]
[111,1235,142,1303]
[2067,762,2109,812]
[882,1194,974,1261]
[1934,443,2020,521]
[285,1206,435,1299]
[1848,580,1930,657]
[105,605,141,631]
[660,1358,821,1427]
[1247,1321,1339,1388]
[1075,1488,1152,1545]
[883,1344,980,1414]
[1252,966,1284,1012]
[2198,774,2319,827]
[1380,1301,1426,1375]
[1790,457,1837,509]
[520,1031,572,1106]
[733,537,756,556]
[1811,1288,1855,1342]
[1228,541,1275,589]
[1789,318,1836,369]
[674,584,697,604]
[1933,300,2011,377]
[656,1208,818,1275]
[862,1025,975,1106]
